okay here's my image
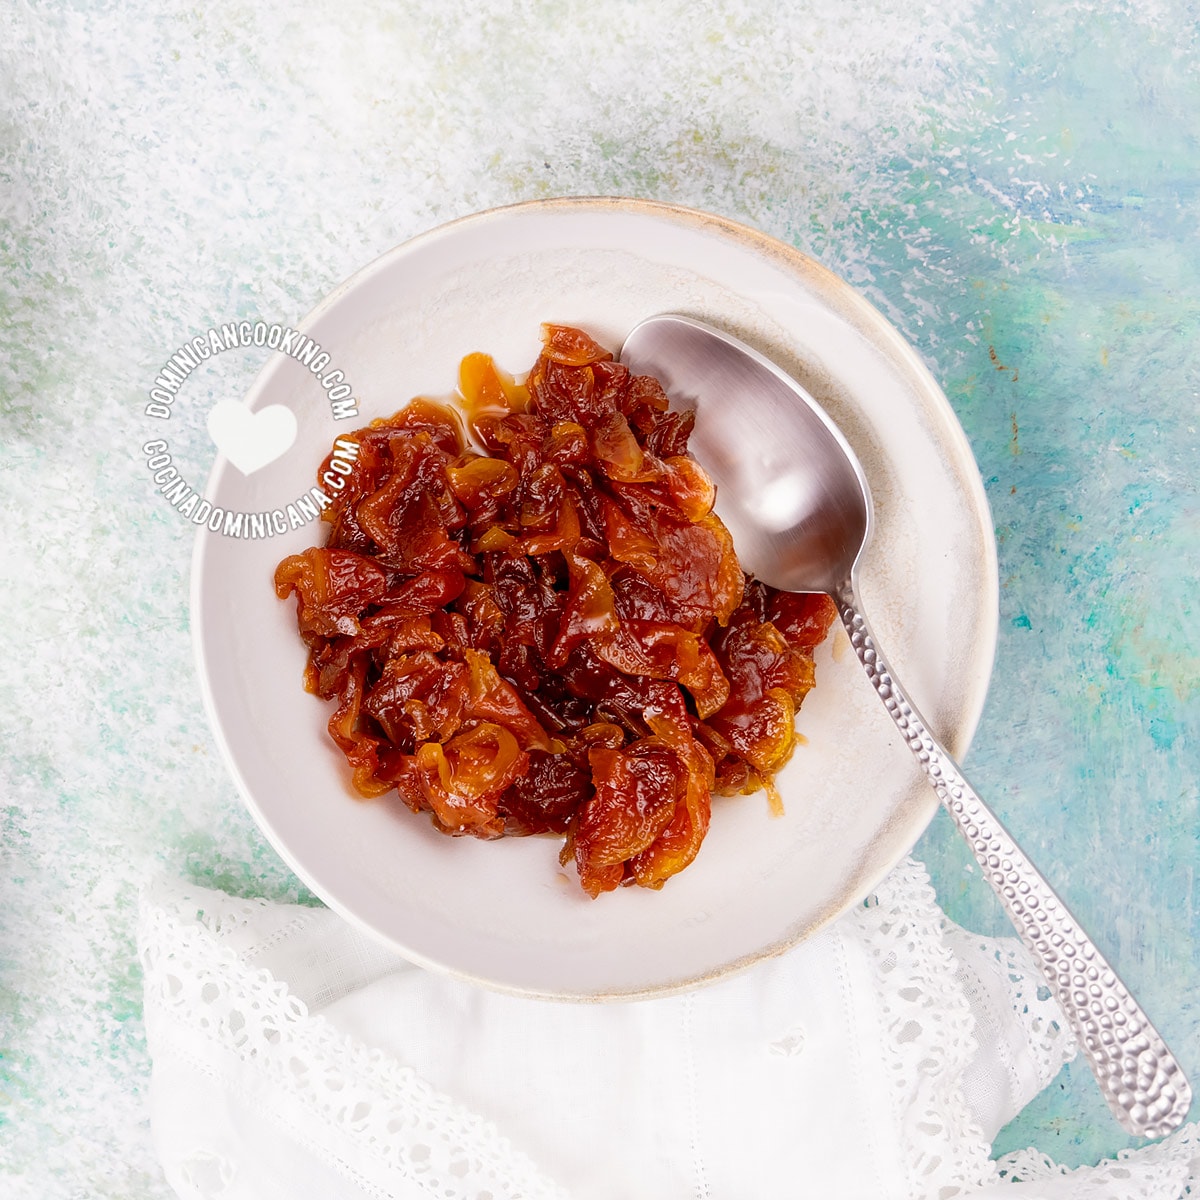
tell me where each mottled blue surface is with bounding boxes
[902,6,1200,1164]
[1,0,1197,1193]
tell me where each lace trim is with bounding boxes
[945,925,1077,1095]
[996,1121,1200,1197]
[984,933,1076,1089]
[138,877,569,1200]
[856,858,999,1196]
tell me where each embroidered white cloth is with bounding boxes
[137,859,1199,1199]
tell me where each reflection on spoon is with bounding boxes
[620,313,1191,1140]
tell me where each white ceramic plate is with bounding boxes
[192,198,998,1000]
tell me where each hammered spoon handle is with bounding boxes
[834,578,1192,1139]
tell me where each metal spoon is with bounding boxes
[620,312,1191,1139]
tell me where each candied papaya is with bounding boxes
[275,325,837,896]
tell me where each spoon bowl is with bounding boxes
[620,313,1192,1140]
[622,314,871,594]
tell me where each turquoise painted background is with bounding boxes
[1,0,1196,1192]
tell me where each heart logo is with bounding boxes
[207,401,298,476]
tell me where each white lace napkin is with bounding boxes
[137,859,1199,1199]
